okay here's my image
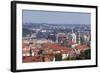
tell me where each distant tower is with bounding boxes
[29,40,33,56]
[72,28,74,33]
[78,31,81,44]
[56,34,58,43]
[40,25,42,30]
[71,28,77,43]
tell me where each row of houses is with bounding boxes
[22,40,90,63]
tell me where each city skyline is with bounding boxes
[22,10,91,25]
[22,10,91,63]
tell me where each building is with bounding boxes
[56,33,67,43]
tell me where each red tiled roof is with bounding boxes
[75,45,89,51]
[23,56,42,63]
[42,43,73,52]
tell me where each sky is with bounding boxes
[22,10,91,25]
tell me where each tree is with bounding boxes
[79,49,91,59]
[55,53,62,61]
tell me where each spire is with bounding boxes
[78,31,80,44]
[72,28,74,33]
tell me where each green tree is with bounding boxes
[55,53,62,61]
[79,49,91,59]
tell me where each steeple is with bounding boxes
[72,28,74,33]
[78,31,80,44]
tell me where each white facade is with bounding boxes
[71,33,77,43]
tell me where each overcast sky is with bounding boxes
[22,10,91,25]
